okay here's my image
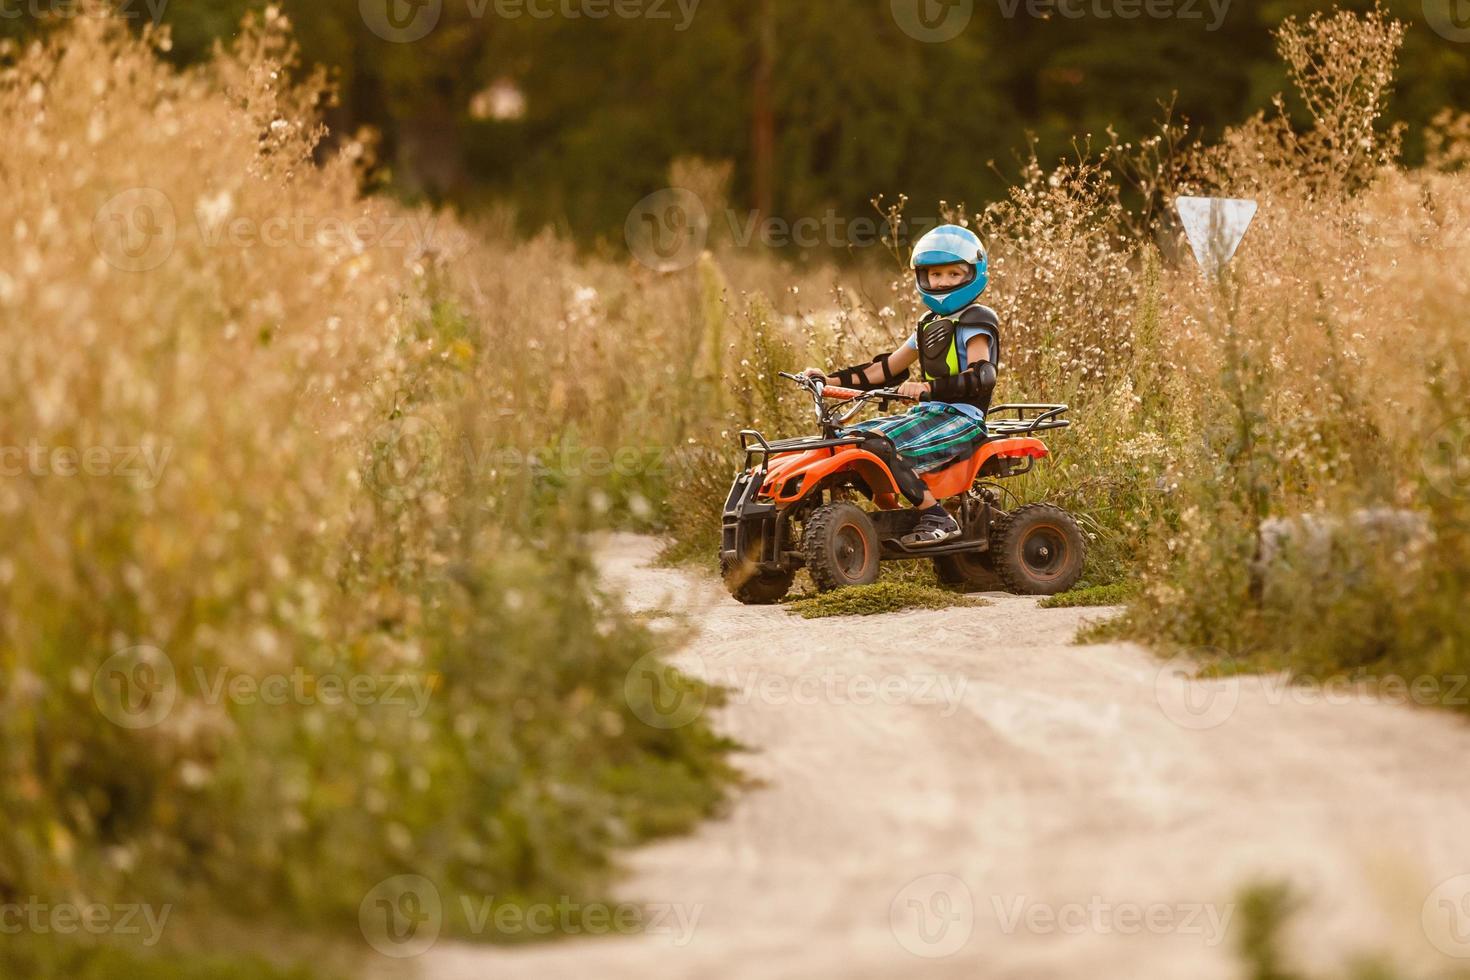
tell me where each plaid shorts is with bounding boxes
[846,403,989,474]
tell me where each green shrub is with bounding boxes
[1233,880,1470,980]
[0,935,330,980]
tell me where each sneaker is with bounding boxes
[900,509,961,548]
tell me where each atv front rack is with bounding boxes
[738,429,862,471]
[984,404,1070,436]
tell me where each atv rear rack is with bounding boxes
[984,403,1070,436]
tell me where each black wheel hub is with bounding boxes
[1021,525,1067,579]
[833,524,868,579]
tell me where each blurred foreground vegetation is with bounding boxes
[0,14,737,975]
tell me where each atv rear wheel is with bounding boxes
[933,509,1008,591]
[933,551,1005,592]
[990,503,1085,595]
[721,540,795,605]
[804,502,880,592]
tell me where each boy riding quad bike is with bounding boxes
[718,224,1086,604]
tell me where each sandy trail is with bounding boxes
[419,533,1470,979]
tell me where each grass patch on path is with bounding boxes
[1039,582,1137,608]
[785,581,988,619]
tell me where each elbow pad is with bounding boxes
[927,360,997,410]
[831,352,910,391]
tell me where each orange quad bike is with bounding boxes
[718,371,1086,604]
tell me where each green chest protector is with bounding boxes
[915,304,1001,413]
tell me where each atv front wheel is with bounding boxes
[990,503,1085,595]
[804,502,880,592]
[721,543,796,605]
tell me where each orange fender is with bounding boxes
[760,446,905,508]
[920,437,1051,500]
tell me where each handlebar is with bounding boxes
[777,370,916,435]
[777,371,916,403]
[816,384,865,401]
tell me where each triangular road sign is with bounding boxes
[1175,196,1257,277]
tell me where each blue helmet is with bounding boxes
[910,224,988,315]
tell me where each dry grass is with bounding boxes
[4,3,1470,974]
[0,12,738,974]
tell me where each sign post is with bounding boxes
[1175,196,1257,278]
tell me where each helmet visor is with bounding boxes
[915,264,977,294]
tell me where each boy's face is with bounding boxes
[919,261,971,290]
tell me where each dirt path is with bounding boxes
[419,534,1470,979]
